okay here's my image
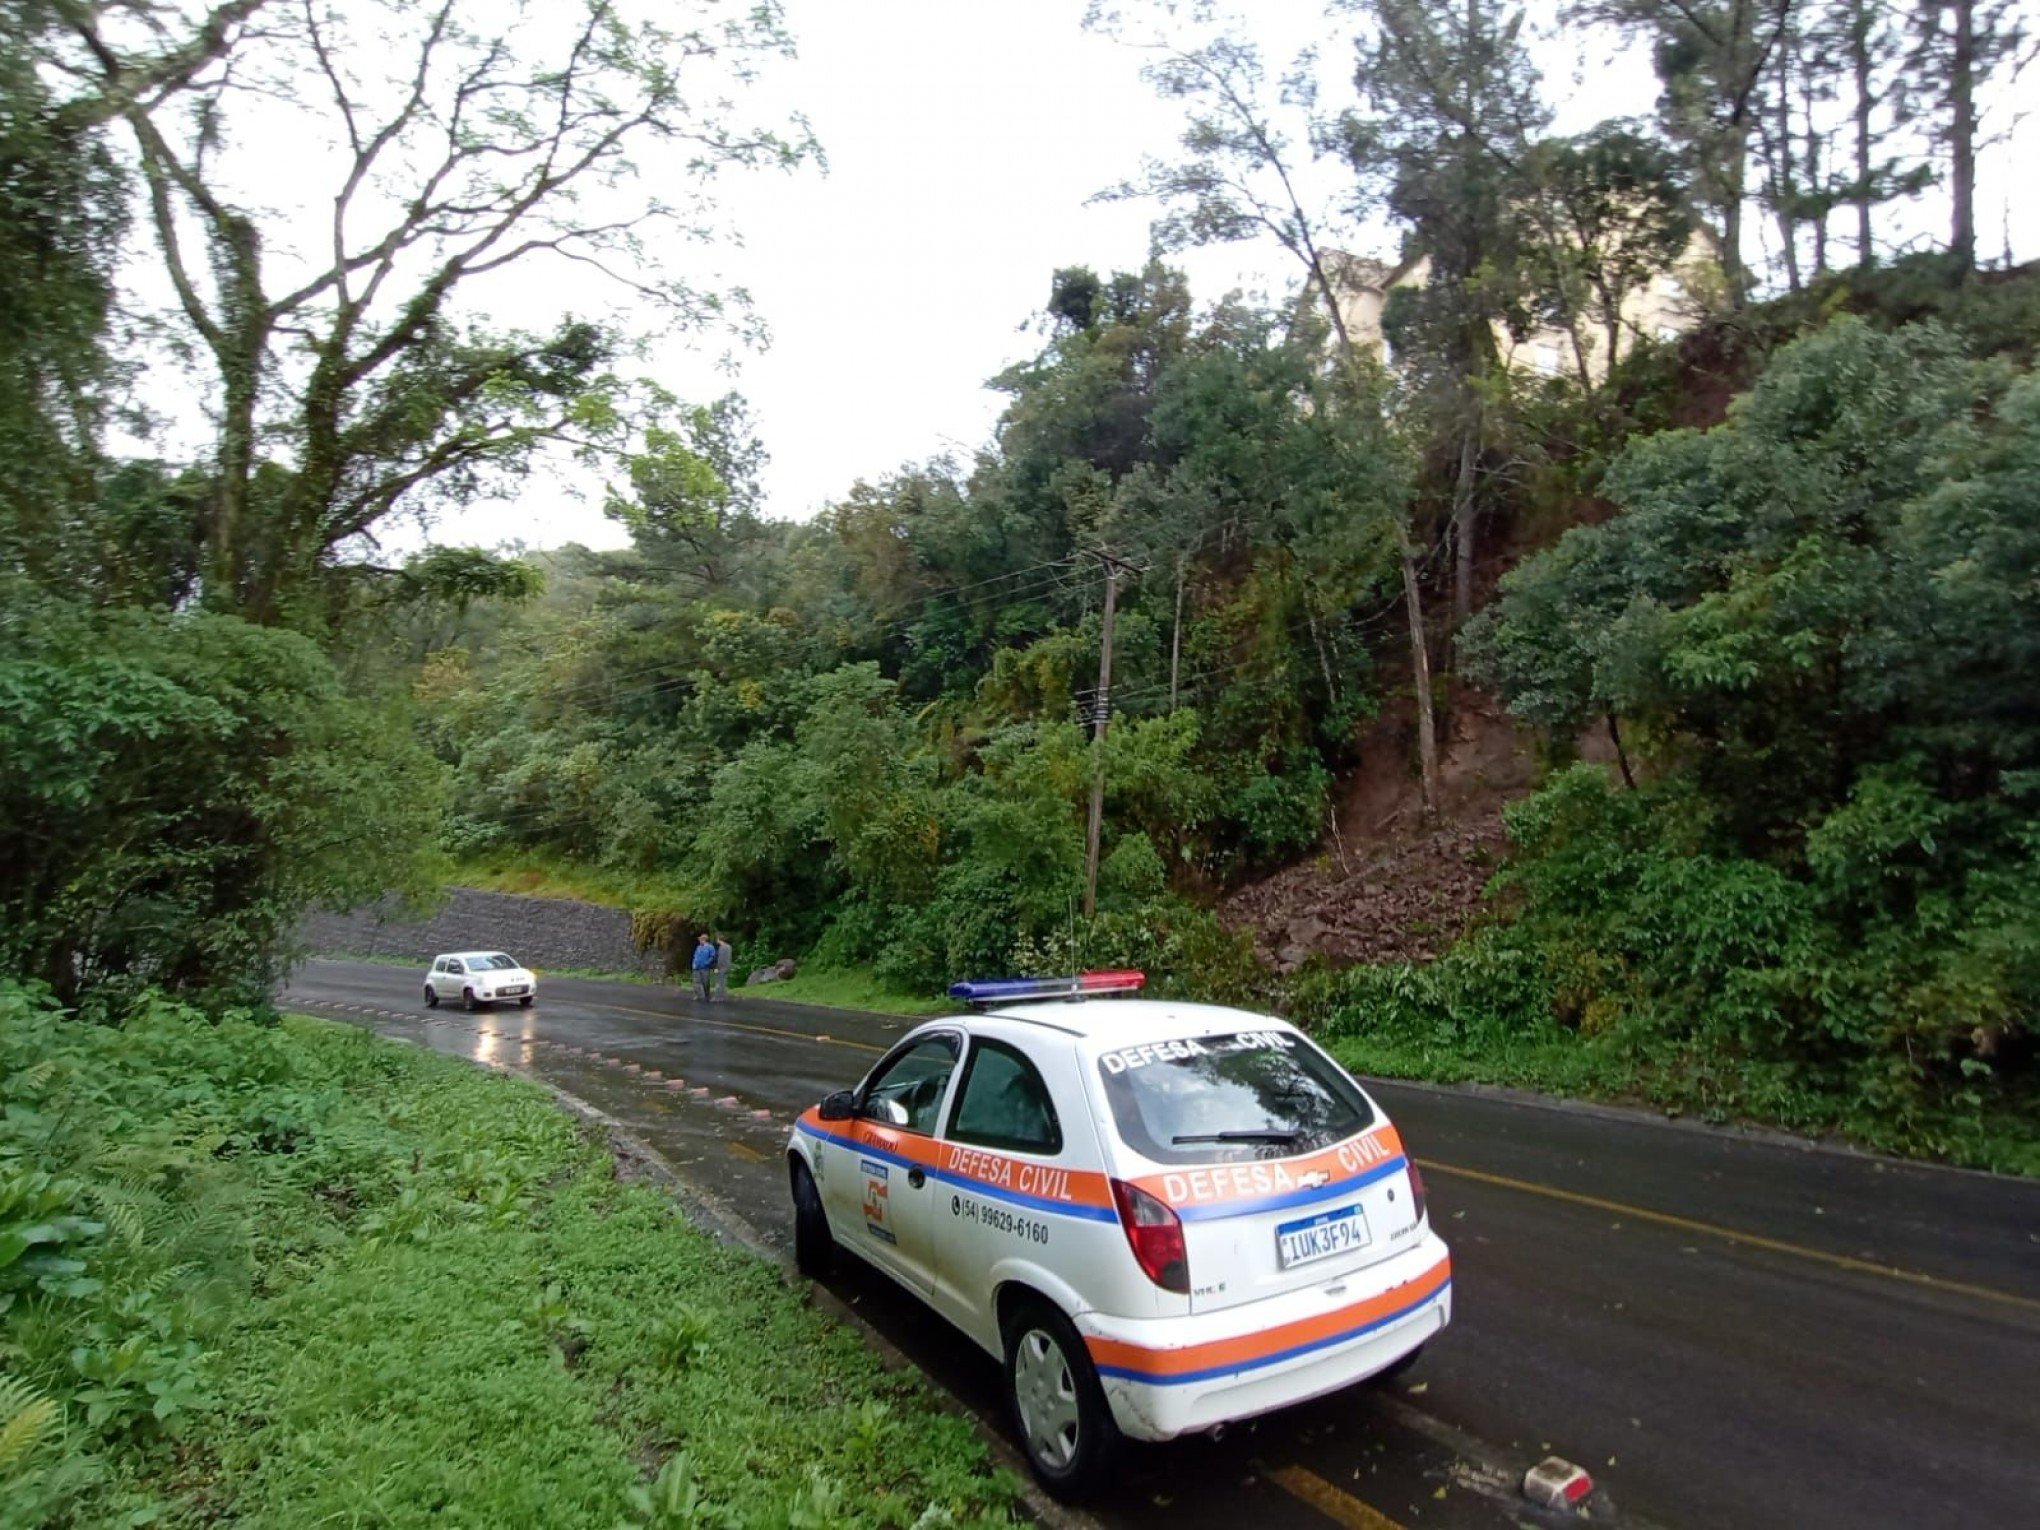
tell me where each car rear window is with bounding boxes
[1094,1030,1375,1166]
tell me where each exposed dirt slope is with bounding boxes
[1223,688,1544,970]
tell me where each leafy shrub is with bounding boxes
[1439,320,2040,1165]
[0,588,444,1007]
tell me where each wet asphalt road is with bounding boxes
[281,960,2040,1530]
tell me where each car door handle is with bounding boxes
[907,1167,926,1189]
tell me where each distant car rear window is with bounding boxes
[1094,1031,1375,1166]
[476,955,519,970]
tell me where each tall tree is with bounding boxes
[1337,0,1548,623]
[0,0,124,573]
[53,0,812,621]
[1,0,259,588]
[1514,125,1693,380]
[1573,0,1795,295]
[1908,0,2029,270]
[1091,10,1445,816]
[1827,0,1917,266]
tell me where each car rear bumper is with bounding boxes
[1078,1231,1452,1443]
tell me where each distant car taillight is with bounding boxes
[1407,1160,1428,1224]
[1110,1178,1189,1294]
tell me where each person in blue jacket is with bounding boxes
[690,933,715,1001]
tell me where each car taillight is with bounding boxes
[1407,1160,1428,1224]
[1110,1179,1189,1294]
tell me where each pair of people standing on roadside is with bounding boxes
[690,933,733,1001]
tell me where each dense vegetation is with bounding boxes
[0,985,1018,1525]
[6,5,2030,1524]
[1320,320,2040,1168]
[0,0,2031,1269]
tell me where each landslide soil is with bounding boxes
[1222,687,1597,969]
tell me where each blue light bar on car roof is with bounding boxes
[948,970,1146,1005]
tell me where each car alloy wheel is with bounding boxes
[519,995,534,1008]
[1003,1298,1116,1500]
[462,987,477,1011]
[424,985,438,1008]
[1014,1328,1081,1471]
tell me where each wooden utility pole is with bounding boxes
[1083,551,1135,917]
[1169,552,1186,714]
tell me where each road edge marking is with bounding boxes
[610,1003,888,1053]
[1261,1461,1408,1530]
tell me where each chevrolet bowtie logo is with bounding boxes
[1299,1170,1332,1189]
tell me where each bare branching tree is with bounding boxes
[56,0,813,619]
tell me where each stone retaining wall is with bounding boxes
[299,888,665,976]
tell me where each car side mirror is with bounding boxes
[818,1089,856,1122]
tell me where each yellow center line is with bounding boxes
[1419,1157,2040,1316]
[609,1004,887,1053]
[1262,1462,1409,1530]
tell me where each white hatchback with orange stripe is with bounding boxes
[785,973,1452,1500]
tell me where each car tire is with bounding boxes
[1369,1342,1425,1385]
[1003,1296,1118,1502]
[790,1160,834,1280]
[462,987,477,1012]
[424,985,438,1008]
[519,995,534,1008]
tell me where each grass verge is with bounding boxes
[0,982,1019,1527]
[733,967,951,1018]
[1319,1026,2040,1176]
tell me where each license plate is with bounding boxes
[499,985,527,996]
[1276,1205,1370,1269]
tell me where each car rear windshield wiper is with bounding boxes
[1171,1129,1302,1145]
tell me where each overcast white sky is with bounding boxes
[437,0,1646,550]
[211,0,2031,554]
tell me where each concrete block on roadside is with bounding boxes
[1523,1457,1594,1513]
[665,1079,687,1090]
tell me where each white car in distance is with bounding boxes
[424,951,538,1011]
[786,971,1451,1500]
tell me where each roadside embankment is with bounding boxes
[0,984,1022,1526]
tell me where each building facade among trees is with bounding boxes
[1324,242,1713,384]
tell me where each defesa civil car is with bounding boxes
[423,951,538,1010]
[785,972,1451,1499]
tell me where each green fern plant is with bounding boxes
[0,1373,60,1476]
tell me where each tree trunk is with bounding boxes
[1305,597,1338,704]
[1607,710,1637,790]
[210,365,258,607]
[1169,554,1186,714]
[1720,167,1747,298]
[1852,0,1875,267]
[1770,57,1802,293]
[1950,0,1977,270]
[1801,70,1829,278]
[1082,560,1121,918]
[1399,532,1443,820]
[1451,420,1478,625]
